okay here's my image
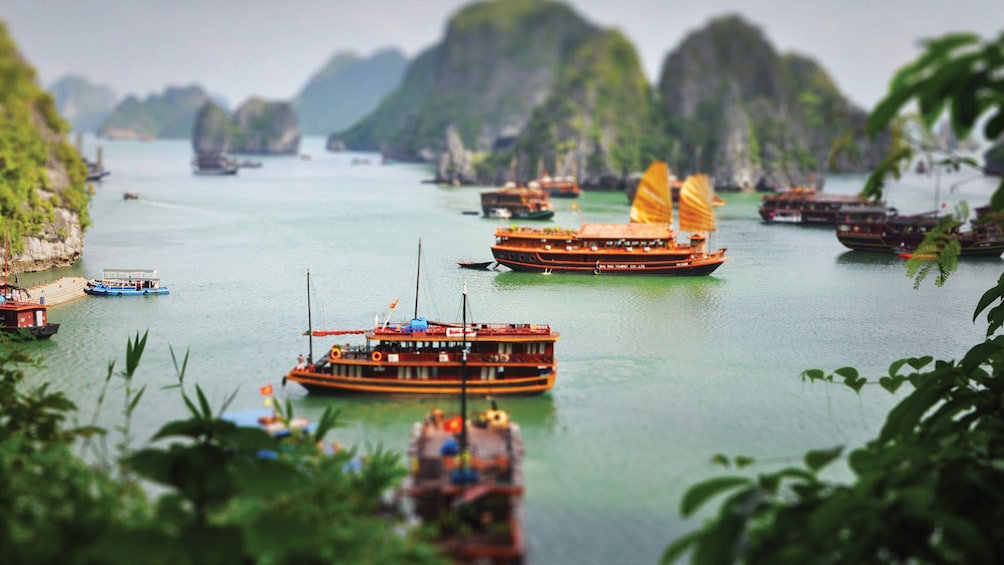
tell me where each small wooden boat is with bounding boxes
[457,260,495,270]
[192,152,239,175]
[85,268,170,296]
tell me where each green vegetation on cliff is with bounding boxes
[494,29,664,182]
[99,85,213,140]
[0,22,89,254]
[658,15,882,188]
[336,0,600,161]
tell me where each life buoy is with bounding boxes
[330,346,341,360]
[371,351,383,362]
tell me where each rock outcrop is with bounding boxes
[99,84,215,140]
[336,0,601,165]
[48,75,118,134]
[657,15,886,190]
[192,98,301,155]
[0,22,89,272]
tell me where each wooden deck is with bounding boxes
[27,277,88,306]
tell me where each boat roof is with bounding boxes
[101,268,159,279]
[368,320,558,342]
[577,223,674,239]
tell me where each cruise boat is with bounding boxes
[191,152,239,175]
[404,401,526,563]
[0,284,59,339]
[759,187,891,225]
[535,172,581,198]
[84,269,170,296]
[835,206,1004,257]
[1,238,59,339]
[480,182,555,220]
[489,161,728,276]
[402,287,526,562]
[284,269,559,396]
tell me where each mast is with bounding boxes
[460,282,469,454]
[306,270,313,363]
[413,239,421,320]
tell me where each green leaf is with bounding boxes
[733,456,755,469]
[801,369,826,383]
[804,446,843,472]
[680,476,751,517]
[661,529,703,565]
[878,375,905,393]
[195,385,212,418]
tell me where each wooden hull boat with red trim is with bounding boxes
[535,173,581,198]
[490,162,728,276]
[286,319,558,396]
[836,206,1004,257]
[760,187,891,225]
[403,401,525,563]
[0,285,59,339]
[481,182,555,220]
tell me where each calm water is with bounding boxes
[23,137,1003,564]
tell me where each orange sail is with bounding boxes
[678,174,717,232]
[629,161,672,224]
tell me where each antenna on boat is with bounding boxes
[414,239,421,321]
[306,269,313,364]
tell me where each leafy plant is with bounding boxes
[665,30,1004,564]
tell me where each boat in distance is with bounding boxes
[759,187,891,225]
[489,161,728,275]
[84,268,170,296]
[480,182,555,220]
[835,206,1004,257]
[191,151,239,175]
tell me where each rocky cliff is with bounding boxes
[0,22,89,272]
[658,15,885,190]
[334,0,601,163]
[294,49,407,136]
[48,75,118,134]
[192,98,301,155]
[99,84,214,140]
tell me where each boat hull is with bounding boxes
[491,247,728,276]
[0,323,60,340]
[286,368,555,396]
[85,287,170,296]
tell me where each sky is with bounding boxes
[2,0,1001,110]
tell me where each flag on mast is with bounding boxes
[389,298,399,310]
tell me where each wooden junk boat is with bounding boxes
[759,187,891,225]
[1,237,59,339]
[535,172,581,198]
[284,266,559,396]
[480,182,555,220]
[402,286,526,563]
[0,283,59,339]
[835,205,1004,257]
[490,161,727,275]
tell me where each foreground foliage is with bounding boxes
[0,332,443,563]
[666,31,1004,564]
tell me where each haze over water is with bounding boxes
[23,137,1002,564]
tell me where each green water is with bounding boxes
[24,137,1003,564]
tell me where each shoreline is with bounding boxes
[26,277,88,307]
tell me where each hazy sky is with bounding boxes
[3,0,1001,110]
